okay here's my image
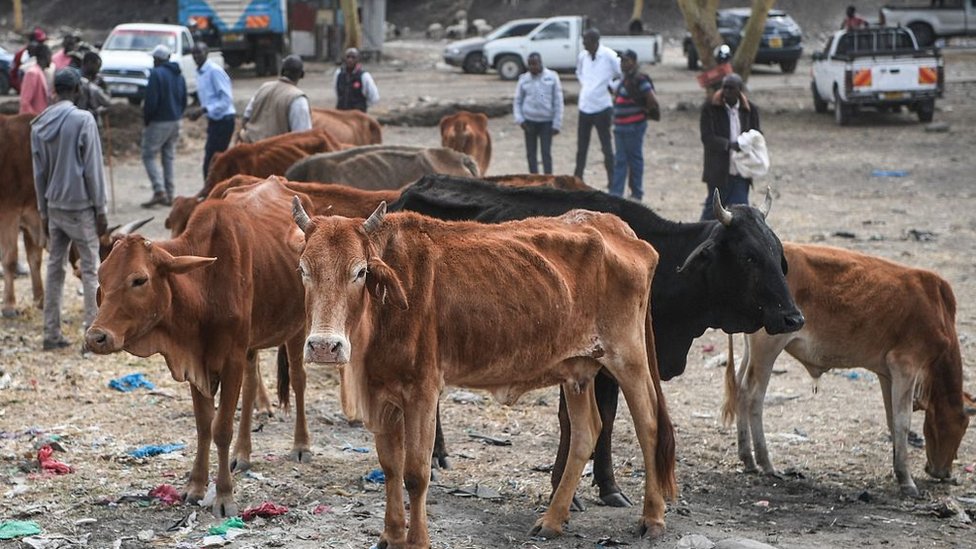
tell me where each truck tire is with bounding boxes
[780,59,797,74]
[812,82,828,114]
[916,99,935,123]
[686,47,699,71]
[224,52,245,69]
[834,89,851,126]
[908,22,934,47]
[462,53,487,74]
[497,55,524,81]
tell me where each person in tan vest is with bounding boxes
[238,54,312,144]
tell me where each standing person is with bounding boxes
[699,73,761,221]
[574,28,621,187]
[141,45,187,208]
[610,49,658,202]
[31,68,107,351]
[51,34,78,69]
[513,52,563,174]
[333,47,379,112]
[10,27,46,93]
[75,51,111,122]
[187,43,236,180]
[19,45,51,116]
[841,6,869,30]
[238,54,312,143]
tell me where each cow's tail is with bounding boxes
[461,154,480,177]
[721,333,739,426]
[645,306,677,500]
[277,344,291,411]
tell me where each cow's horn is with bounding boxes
[292,196,311,232]
[115,217,154,236]
[713,189,733,226]
[758,186,772,219]
[364,201,387,234]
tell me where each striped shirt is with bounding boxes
[613,72,653,126]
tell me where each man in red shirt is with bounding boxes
[19,45,52,116]
[842,6,869,30]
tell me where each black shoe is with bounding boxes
[43,338,71,351]
[141,193,168,209]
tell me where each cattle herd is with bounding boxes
[0,106,971,547]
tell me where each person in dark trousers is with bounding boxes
[574,28,621,187]
[513,52,563,174]
[333,47,379,112]
[141,44,187,208]
[187,43,236,180]
[31,68,108,351]
[699,73,761,221]
[610,49,657,202]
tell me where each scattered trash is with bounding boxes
[201,534,232,547]
[931,497,971,523]
[701,344,715,353]
[704,354,727,369]
[675,534,714,549]
[843,371,861,380]
[597,536,631,546]
[447,390,483,404]
[21,534,91,548]
[149,484,181,505]
[167,511,197,533]
[128,443,186,458]
[241,501,288,521]
[137,529,154,541]
[199,482,217,508]
[209,517,245,535]
[832,231,857,239]
[908,431,924,449]
[467,432,511,446]
[531,464,553,473]
[448,484,503,501]
[754,500,770,508]
[964,463,975,474]
[363,469,386,484]
[0,372,12,390]
[0,520,41,540]
[905,229,937,242]
[312,504,332,515]
[340,443,370,454]
[37,445,72,475]
[870,169,909,177]
[74,518,96,526]
[108,373,155,392]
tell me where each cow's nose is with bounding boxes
[84,328,113,354]
[305,333,350,364]
[784,311,805,331]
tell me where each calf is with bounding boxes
[724,243,969,497]
[440,110,492,175]
[85,179,312,517]
[294,200,675,545]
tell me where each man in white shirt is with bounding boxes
[574,28,621,187]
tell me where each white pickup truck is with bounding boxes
[880,2,976,46]
[482,15,663,80]
[99,23,199,106]
[811,27,943,125]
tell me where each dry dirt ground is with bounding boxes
[2,41,976,549]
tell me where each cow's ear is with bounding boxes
[676,240,714,273]
[287,227,306,254]
[781,254,789,276]
[366,257,408,310]
[163,255,217,274]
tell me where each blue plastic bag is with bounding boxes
[108,373,155,392]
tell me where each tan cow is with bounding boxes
[293,201,676,545]
[440,111,491,175]
[724,243,970,497]
[0,114,44,317]
[311,107,382,145]
[85,179,313,518]
[285,144,480,190]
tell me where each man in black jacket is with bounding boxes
[699,73,760,221]
[333,48,379,112]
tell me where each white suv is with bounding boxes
[100,23,198,106]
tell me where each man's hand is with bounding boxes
[552,129,560,136]
[96,213,108,236]
[186,106,204,121]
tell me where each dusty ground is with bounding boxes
[2,39,976,549]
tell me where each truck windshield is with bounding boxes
[103,30,177,52]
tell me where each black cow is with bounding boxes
[389,174,805,507]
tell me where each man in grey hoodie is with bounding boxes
[31,67,108,351]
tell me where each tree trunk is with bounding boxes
[676,0,722,69]
[732,0,778,80]
[340,0,362,50]
[629,0,645,33]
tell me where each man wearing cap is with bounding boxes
[19,44,51,116]
[187,43,236,180]
[334,48,379,112]
[141,44,187,208]
[574,28,621,187]
[31,67,108,351]
[699,72,761,220]
[239,54,312,143]
[610,49,657,202]
[10,27,47,93]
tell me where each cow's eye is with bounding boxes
[132,277,148,287]
[356,268,367,280]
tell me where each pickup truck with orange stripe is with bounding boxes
[811,27,943,126]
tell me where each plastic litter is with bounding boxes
[341,443,370,453]
[467,432,511,446]
[128,443,186,458]
[312,504,332,515]
[108,373,155,392]
[363,468,386,484]
[0,520,41,540]
[208,517,245,535]
[37,445,72,474]
[448,484,502,500]
[870,169,909,177]
[964,463,974,473]
[149,484,182,505]
[241,501,288,521]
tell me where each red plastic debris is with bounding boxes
[242,501,288,521]
[37,445,72,474]
[965,463,975,474]
[149,484,182,505]
[312,504,332,515]
[702,344,715,353]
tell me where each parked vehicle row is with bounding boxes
[880,1,976,46]
[682,8,804,73]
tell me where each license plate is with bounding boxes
[223,33,244,43]
[881,92,907,100]
[110,83,139,94]
[768,36,783,48]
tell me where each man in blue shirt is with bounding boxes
[188,43,236,181]
[141,44,187,208]
[513,52,563,174]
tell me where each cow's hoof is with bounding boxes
[900,484,921,499]
[600,491,633,508]
[230,457,251,473]
[638,519,666,539]
[2,308,19,318]
[529,519,562,539]
[289,448,313,464]
[212,497,239,519]
[570,495,586,512]
[429,467,439,482]
[181,487,205,505]
[434,455,451,470]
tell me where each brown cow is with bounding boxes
[311,107,382,146]
[0,114,44,317]
[293,201,676,545]
[285,144,480,189]
[440,111,491,175]
[85,179,313,518]
[724,243,970,497]
[201,128,342,196]
[484,173,591,190]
